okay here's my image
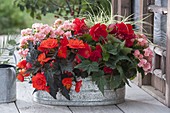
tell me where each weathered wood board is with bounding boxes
[16,82,72,113]
[70,105,123,113]
[118,82,170,113]
[0,103,19,113]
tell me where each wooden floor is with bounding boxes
[0,81,170,113]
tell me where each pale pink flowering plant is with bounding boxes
[19,19,75,59]
[134,34,153,73]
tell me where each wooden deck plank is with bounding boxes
[16,82,72,113]
[15,81,170,113]
[0,103,19,113]
[69,105,123,113]
[118,82,170,113]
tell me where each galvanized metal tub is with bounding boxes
[0,64,16,103]
[33,77,125,106]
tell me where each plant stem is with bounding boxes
[65,0,73,16]
[77,0,82,17]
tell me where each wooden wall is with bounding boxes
[111,0,170,107]
[166,0,170,107]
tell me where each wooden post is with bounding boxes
[165,0,170,107]
[111,0,131,20]
[117,0,122,21]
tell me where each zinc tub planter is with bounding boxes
[0,64,16,103]
[33,77,125,106]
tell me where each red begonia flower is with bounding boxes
[58,46,67,59]
[75,80,82,93]
[67,39,85,49]
[32,73,47,91]
[78,43,91,58]
[89,23,108,42]
[62,78,72,90]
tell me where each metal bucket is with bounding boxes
[0,64,16,103]
[33,77,125,106]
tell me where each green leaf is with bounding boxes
[91,70,104,81]
[108,49,118,55]
[119,41,125,49]
[92,70,106,94]
[107,35,122,43]
[44,71,58,99]
[19,4,25,11]
[123,77,130,87]
[105,61,116,69]
[81,71,88,78]
[75,60,99,75]
[125,68,137,79]
[9,50,14,56]
[26,49,39,64]
[116,65,124,78]
[59,59,73,73]
[30,11,34,18]
[137,67,145,78]
[121,47,132,55]
[2,59,10,64]
[41,6,47,16]
[81,34,93,43]
[32,89,38,95]
[105,55,132,69]
[114,55,133,65]
[8,40,16,46]
[36,13,42,20]
[110,75,122,89]
[103,43,118,55]
[61,87,70,100]
[102,52,110,61]
[117,65,130,87]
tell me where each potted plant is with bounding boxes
[16,17,153,106]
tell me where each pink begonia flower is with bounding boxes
[136,34,148,46]
[139,54,144,59]
[141,34,147,39]
[49,31,56,38]
[32,23,43,31]
[68,23,75,30]
[147,57,153,62]
[143,47,153,57]
[41,25,52,35]
[137,38,148,46]
[134,50,140,57]
[54,19,63,27]
[143,62,151,72]
[63,31,72,38]
[62,20,74,31]
[18,49,29,58]
[138,59,147,67]
[134,50,144,59]
[20,36,35,47]
[21,28,32,36]
[34,33,46,41]
[55,28,64,36]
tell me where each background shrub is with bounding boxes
[0,0,30,34]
